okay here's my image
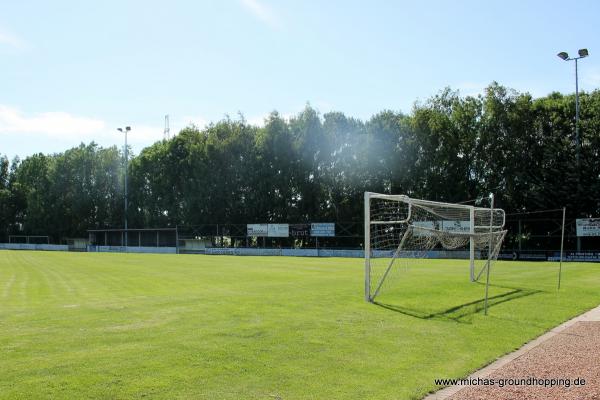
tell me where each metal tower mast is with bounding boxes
[164,114,170,140]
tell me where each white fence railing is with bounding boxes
[87,246,177,254]
[203,248,367,257]
[9,244,592,261]
[0,243,471,258]
[0,243,68,251]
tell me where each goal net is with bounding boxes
[364,193,507,303]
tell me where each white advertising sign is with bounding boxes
[576,218,600,237]
[412,221,436,236]
[310,223,335,237]
[412,221,470,236]
[268,224,289,237]
[442,220,470,234]
[247,224,268,236]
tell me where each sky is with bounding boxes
[1,0,600,160]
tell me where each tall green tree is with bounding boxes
[0,156,11,241]
[3,84,600,245]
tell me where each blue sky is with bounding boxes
[1,0,599,160]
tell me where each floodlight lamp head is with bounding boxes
[117,128,123,132]
[125,126,131,131]
[578,48,589,58]
[557,52,569,61]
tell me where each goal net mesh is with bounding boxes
[367,195,507,302]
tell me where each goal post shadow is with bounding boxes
[372,283,543,323]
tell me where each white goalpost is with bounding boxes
[364,192,507,314]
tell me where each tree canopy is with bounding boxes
[1,83,599,244]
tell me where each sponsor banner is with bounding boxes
[247,224,268,237]
[413,221,436,237]
[498,252,518,260]
[564,251,600,262]
[413,220,470,236]
[576,218,600,237]
[442,220,470,234]
[310,223,335,237]
[290,224,311,237]
[518,252,547,261]
[268,223,289,237]
[413,221,436,230]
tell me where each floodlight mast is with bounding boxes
[556,48,589,167]
[117,126,131,248]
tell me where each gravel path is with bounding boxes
[447,321,600,400]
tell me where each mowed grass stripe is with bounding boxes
[1,268,16,299]
[0,250,599,400]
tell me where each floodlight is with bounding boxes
[116,126,131,244]
[556,47,589,178]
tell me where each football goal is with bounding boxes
[364,192,507,313]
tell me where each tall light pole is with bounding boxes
[557,48,589,166]
[117,126,131,247]
[557,49,588,252]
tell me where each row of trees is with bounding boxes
[1,82,599,244]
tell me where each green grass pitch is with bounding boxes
[1,250,599,399]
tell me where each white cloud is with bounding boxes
[0,28,26,49]
[246,114,269,127]
[582,68,600,89]
[239,0,282,30]
[0,105,106,139]
[246,111,299,127]
[452,81,555,99]
[455,82,487,97]
[314,100,334,111]
[124,125,164,147]
[0,105,167,158]
[180,115,208,129]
